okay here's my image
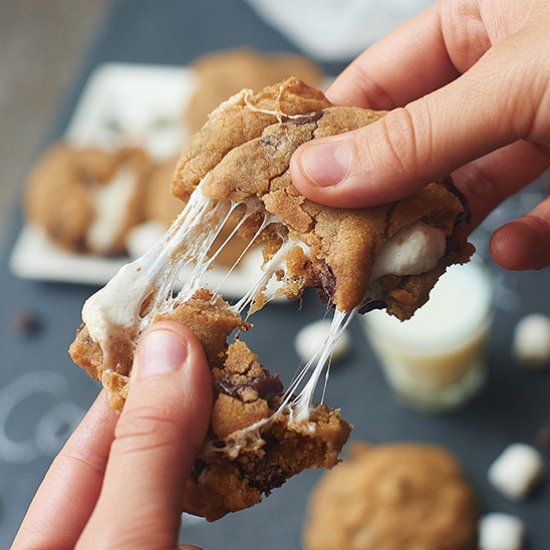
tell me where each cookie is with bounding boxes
[303,442,478,550]
[69,289,351,520]
[173,78,474,317]
[69,79,473,522]
[26,143,152,255]
[184,48,323,134]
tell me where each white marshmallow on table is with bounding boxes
[295,319,351,363]
[479,513,524,550]
[512,313,550,368]
[488,443,544,500]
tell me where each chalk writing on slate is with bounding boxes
[0,371,84,464]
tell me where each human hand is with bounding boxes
[13,321,212,550]
[290,0,550,271]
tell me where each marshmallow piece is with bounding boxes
[512,313,550,368]
[371,222,446,280]
[488,443,544,500]
[295,319,350,363]
[479,513,524,550]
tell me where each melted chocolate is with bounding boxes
[192,458,206,479]
[358,300,387,314]
[284,111,324,126]
[218,373,283,401]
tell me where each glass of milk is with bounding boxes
[362,258,494,411]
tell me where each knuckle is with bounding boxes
[458,161,509,221]
[374,107,425,178]
[59,445,108,476]
[494,29,550,142]
[351,64,395,108]
[529,211,550,236]
[114,404,181,454]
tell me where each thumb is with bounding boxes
[77,321,212,549]
[291,31,547,208]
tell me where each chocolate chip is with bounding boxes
[319,265,336,298]
[259,134,278,146]
[212,440,226,449]
[12,309,43,335]
[192,458,206,479]
[253,374,284,401]
[218,373,283,401]
[284,111,323,126]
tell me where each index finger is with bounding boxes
[12,391,117,550]
[327,2,465,109]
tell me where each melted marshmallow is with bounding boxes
[371,221,446,280]
[82,181,281,354]
[83,187,234,345]
[82,176,450,438]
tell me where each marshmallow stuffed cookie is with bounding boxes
[70,78,473,520]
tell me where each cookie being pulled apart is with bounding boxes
[69,78,473,521]
[173,77,474,317]
[70,289,351,521]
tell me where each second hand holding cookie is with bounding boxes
[290,0,550,271]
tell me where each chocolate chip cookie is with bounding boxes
[69,289,351,520]
[303,442,477,550]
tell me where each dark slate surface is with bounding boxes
[1,1,549,548]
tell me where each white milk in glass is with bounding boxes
[362,259,493,411]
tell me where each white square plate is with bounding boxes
[9,63,281,299]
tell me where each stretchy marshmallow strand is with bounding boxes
[488,443,544,500]
[512,313,550,368]
[479,513,524,550]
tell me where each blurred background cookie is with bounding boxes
[183,48,323,133]
[143,156,183,228]
[25,143,152,256]
[303,442,477,550]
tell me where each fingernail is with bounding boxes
[137,329,188,378]
[299,140,351,187]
